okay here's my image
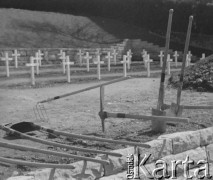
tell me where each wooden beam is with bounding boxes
[32,123,151,148]
[163,104,213,110]
[0,125,122,157]
[0,141,109,165]
[0,156,75,169]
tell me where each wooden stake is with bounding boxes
[94,55,104,80]
[1,52,13,77]
[121,55,128,77]
[100,85,105,132]
[12,49,21,68]
[26,57,39,86]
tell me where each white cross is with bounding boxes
[26,57,39,85]
[186,54,191,67]
[126,50,132,70]
[173,51,179,68]
[167,54,173,75]
[83,52,92,72]
[158,51,164,67]
[12,49,21,68]
[77,49,84,66]
[32,53,41,75]
[37,50,44,66]
[59,52,66,74]
[200,53,205,60]
[142,51,148,68]
[144,54,153,77]
[105,52,113,71]
[121,55,128,77]
[111,49,118,65]
[58,49,64,57]
[64,56,74,83]
[1,52,13,77]
[94,55,104,80]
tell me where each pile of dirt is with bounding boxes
[169,57,213,92]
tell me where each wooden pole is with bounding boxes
[176,16,193,112]
[100,85,105,132]
[153,9,173,133]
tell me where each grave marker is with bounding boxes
[142,51,148,68]
[32,53,41,75]
[94,55,104,80]
[167,54,173,75]
[84,52,92,72]
[37,50,44,66]
[77,49,84,66]
[105,52,113,71]
[121,55,128,77]
[65,56,74,83]
[145,54,153,77]
[158,51,164,67]
[186,54,191,67]
[126,50,132,70]
[58,49,64,57]
[173,51,179,67]
[1,52,13,77]
[12,49,21,68]
[111,49,118,65]
[200,53,205,60]
[26,57,39,85]
[59,52,66,74]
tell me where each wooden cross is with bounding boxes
[173,51,179,67]
[167,54,173,75]
[126,50,132,70]
[186,54,191,67]
[105,52,113,71]
[111,49,118,65]
[158,51,164,67]
[58,49,64,57]
[144,54,153,77]
[12,49,21,68]
[94,55,104,80]
[142,52,148,68]
[26,57,39,85]
[37,50,44,66]
[1,52,13,77]
[200,53,205,60]
[121,55,128,77]
[59,52,66,74]
[64,56,74,83]
[32,53,41,75]
[84,52,92,72]
[77,49,84,66]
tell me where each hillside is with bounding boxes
[0,8,125,48]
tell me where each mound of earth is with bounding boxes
[169,57,213,92]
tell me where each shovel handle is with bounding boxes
[177,16,193,107]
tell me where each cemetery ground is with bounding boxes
[0,70,213,179]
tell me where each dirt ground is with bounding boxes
[0,77,213,179]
